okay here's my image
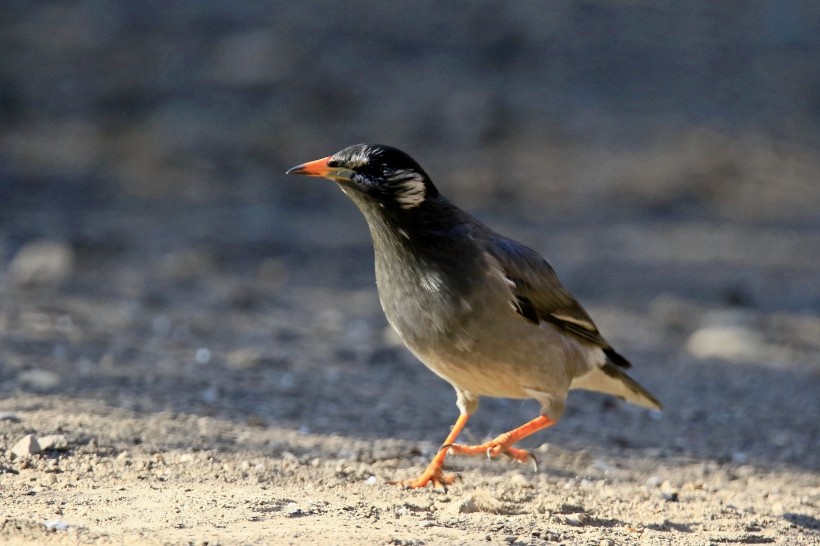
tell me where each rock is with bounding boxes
[686,325,764,361]
[11,434,42,458]
[43,519,69,532]
[661,489,679,502]
[7,239,74,286]
[285,503,303,517]
[564,513,587,526]
[660,480,679,502]
[38,435,69,451]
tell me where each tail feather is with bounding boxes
[571,361,662,410]
[603,347,631,369]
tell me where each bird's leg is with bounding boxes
[392,413,471,490]
[443,415,555,465]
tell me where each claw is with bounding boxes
[486,447,493,461]
[527,452,538,473]
[391,461,458,490]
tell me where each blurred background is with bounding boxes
[3,2,820,244]
[1,1,819,463]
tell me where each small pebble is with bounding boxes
[38,435,69,451]
[660,480,679,502]
[11,434,42,458]
[686,324,763,361]
[43,519,69,532]
[564,513,587,526]
[285,503,303,517]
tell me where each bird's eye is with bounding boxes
[351,173,368,185]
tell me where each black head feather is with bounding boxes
[328,144,439,207]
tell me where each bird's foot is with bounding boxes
[442,415,553,472]
[390,461,458,490]
[443,436,538,470]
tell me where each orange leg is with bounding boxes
[392,413,471,490]
[444,415,555,465]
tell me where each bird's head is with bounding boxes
[286,144,439,210]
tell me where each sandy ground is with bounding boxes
[1,209,818,546]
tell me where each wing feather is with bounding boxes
[486,235,631,368]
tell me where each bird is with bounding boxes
[286,144,661,489]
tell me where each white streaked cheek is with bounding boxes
[394,176,426,209]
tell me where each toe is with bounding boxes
[390,466,457,490]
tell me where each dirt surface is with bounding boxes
[2,2,820,545]
[1,211,819,545]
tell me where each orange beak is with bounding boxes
[286,156,355,182]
